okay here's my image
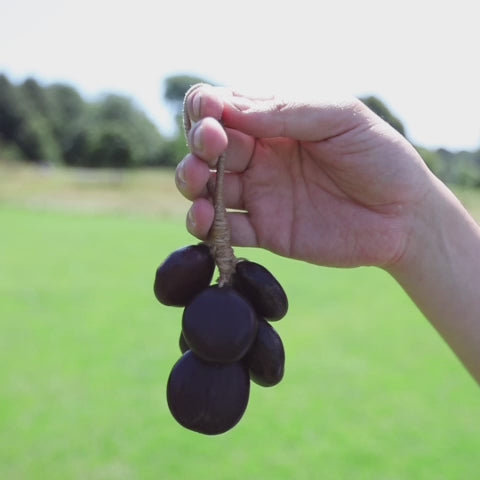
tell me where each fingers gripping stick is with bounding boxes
[183,84,235,287]
[153,84,289,435]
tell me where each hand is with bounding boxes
[177,85,434,268]
[176,85,480,383]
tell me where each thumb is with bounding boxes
[185,84,367,142]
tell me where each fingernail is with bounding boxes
[192,91,201,119]
[176,159,186,185]
[192,123,203,153]
[187,208,196,232]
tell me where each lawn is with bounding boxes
[0,165,479,479]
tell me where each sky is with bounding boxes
[1,0,479,151]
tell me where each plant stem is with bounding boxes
[182,84,236,286]
[209,152,236,286]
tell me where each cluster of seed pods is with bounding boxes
[154,244,288,435]
[153,83,288,435]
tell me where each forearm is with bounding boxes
[387,175,480,384]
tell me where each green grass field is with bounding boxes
[1,165,479,479]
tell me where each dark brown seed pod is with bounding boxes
[182,285,258,363]
[167,351,250,435]
[245,318,285,387]
[233,260,288,321]
[154,243,215,307]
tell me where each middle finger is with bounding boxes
[176,155,246,210]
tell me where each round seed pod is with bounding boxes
[182,285,258,363]
[154,243,215,307]
[245,318,285,387]
[167,351,250,435]
[233,260,288,321]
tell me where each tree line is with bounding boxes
[360,96,480,188]
[1,72,480,187]
[0,73,196,168]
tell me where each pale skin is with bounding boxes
[175,84,480,384]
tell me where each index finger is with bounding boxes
[185,84,367,142]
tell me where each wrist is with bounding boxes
[385,175,479,281]
[384,175,480,383]
[385,174,449,278]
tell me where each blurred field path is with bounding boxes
[2,160,480,224]
[0,161,189,219]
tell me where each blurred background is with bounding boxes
[1,1,479,479]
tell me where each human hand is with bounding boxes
[176,85,434,269]
[176,85,480,383]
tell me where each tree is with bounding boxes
[360,95,406,137]
[163,74,210,113]
[15,77,62,163]
[20,77,50,118]
[15,114,61,163]
[45,83,87,152]
[0,76,61,163]
[160,74,213,166]
[85,94,166,167]
[0,74,24,142]
[416,146,444,178]
[87,123,132,168]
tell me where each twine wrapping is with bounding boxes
[183,84,236,286]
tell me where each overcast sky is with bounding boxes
[1,0,479,150]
